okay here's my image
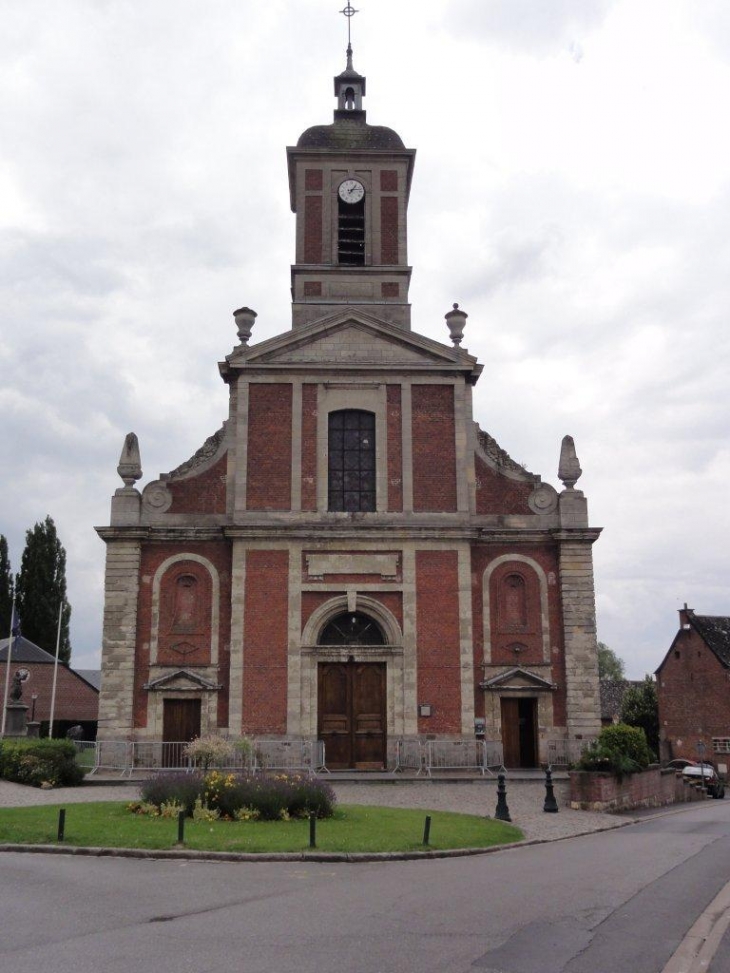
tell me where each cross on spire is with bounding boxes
[339,3,359,52]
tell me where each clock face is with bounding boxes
[338,179,365,204]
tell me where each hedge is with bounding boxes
[0,739,85,787]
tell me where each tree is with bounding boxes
[15,516,72,663]
[620,675,659,757]
[597,642,625,681]
[0,535,13,637]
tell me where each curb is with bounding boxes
[0,819,633,864]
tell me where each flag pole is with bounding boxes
[1,594,17,737]
[49,602,63,739]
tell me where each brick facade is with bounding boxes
[411,384,458,512]
[303,195,323,263]
[657,609,730,763]
[380,196,399,264]
[386,385,403,512]
[246,383,293,510]
[301,383,318,511]
[97,51,602,768]
[242,550,289,734]
[415,551,462,734]
[475,455,533,515]
[167,453,227,514]
[0,661,98,723]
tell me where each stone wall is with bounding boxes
[569,767,709,812]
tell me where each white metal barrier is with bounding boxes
[253,739,325,777]
[425,740,489,776]
[85,737,512,777]
[88,741,134,777]
[395,738,503,775]
[483,740,504,773]
[86,739,320,777]
[393,738,427,774]
[546,737,597,767]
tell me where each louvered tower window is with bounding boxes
[338,195,365,265]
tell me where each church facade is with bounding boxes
[96,52,602,769]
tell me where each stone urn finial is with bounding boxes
[234,306,257,345]
[558,435,582,490]
[117,433,142,488]
[445,303,468,346]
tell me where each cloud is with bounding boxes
[446,0,616,56]
[1,0,728,683]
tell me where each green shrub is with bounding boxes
[139,772,205,815]
[578,723,654,776]
[0,739,84,787]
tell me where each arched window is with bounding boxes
[328,409,375,511]
[319,612,385,646]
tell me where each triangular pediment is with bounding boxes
[480,667,556,692]
[222,309,481,378]
[144,669,221,692]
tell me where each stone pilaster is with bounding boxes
[227,539,247,735]
[558,535,602,741]
[457,545,476,733]
[97,540,141,741]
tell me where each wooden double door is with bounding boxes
[318,661,386,770]
[501,697,537,768]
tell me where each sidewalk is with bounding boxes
[0,776,632,844]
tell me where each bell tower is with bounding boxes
[286,43,416,330]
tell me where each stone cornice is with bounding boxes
[95,526,227,543]
[95,524,602,545]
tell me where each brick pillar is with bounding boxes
[97,539,141,741]
[558,535,602,742]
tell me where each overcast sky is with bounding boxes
[1,0,729,677]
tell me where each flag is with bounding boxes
[10,606,21,640]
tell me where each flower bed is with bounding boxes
[131,770,336,821]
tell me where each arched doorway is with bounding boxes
[317,612,387,770]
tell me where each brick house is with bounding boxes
[656,607,730,765]
[0,636,99,735]
[96,49,602,769]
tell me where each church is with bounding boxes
[96,43,602,770]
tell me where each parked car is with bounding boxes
[666,758,698,771]
[682,762,725,798]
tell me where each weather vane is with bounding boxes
[339,3,359,49]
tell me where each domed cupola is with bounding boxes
[296,46,406,152]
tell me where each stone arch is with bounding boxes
[298,593,406,747]
[301,594,403,648]
[482,554,550,664]
[150,553,220,664]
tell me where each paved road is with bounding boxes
[1,797,729,973]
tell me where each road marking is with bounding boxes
[662,877,730,973]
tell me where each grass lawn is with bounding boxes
[0,802,522,853]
